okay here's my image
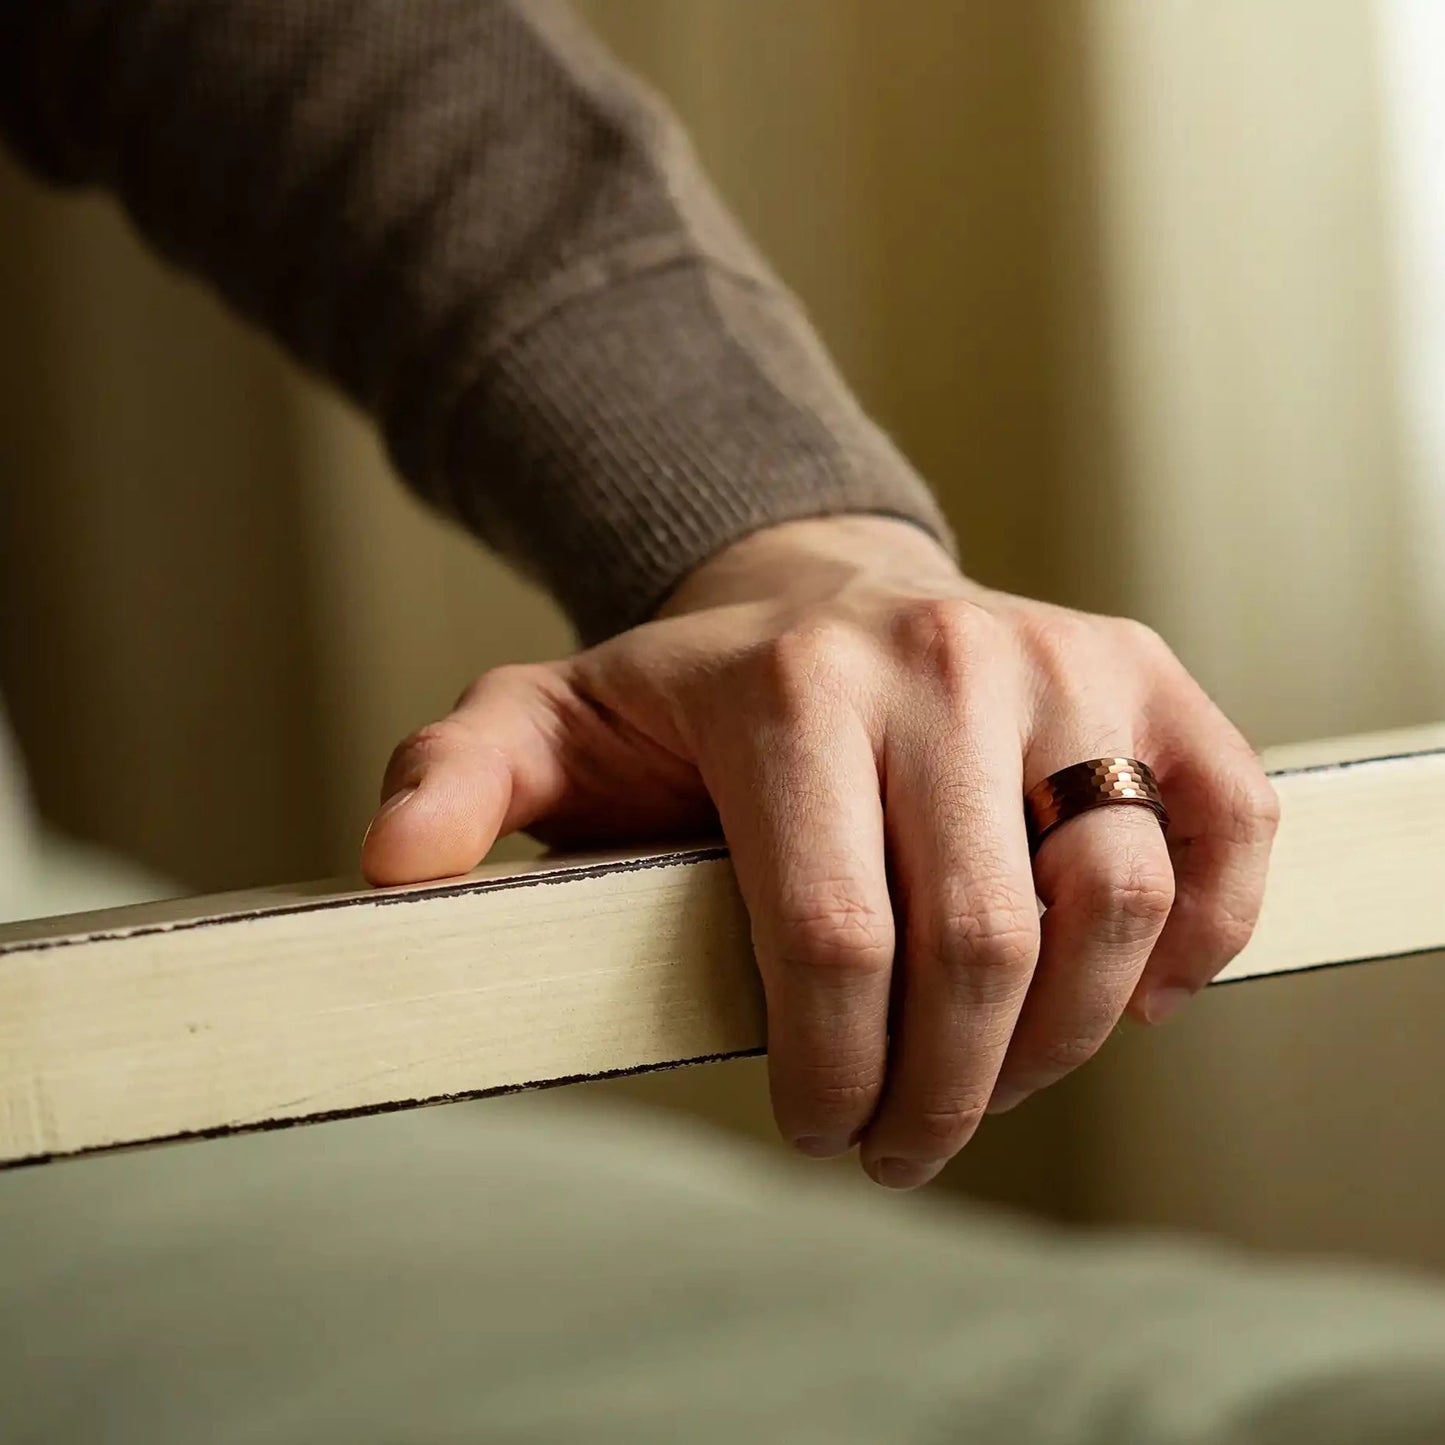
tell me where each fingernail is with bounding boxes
[987,1086,1031,1116]
[793,1135,852,1160]
[1144,984,1194,1025]
[869,1158,946,1191]
[363,786,417,846]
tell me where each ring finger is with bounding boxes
[989,738,1176,1112]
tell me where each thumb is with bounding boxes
[360,664,570,886]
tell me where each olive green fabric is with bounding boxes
[3,1095,1445,1444]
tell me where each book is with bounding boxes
[3,724,1442,1168]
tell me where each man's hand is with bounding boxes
[362,516,1278,1189]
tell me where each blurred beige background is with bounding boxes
[2,2,1442,1266]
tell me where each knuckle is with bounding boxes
[407,718,466,754]
[934,885,1040,975]
[889,597,995,685]
[1112,615,1173,662]
[788,1065,882,1123]
[960,917,1039,975]
[1017,609,1109,699]
[454,663,541,711]
[388,716,469,775]
[1205,764,1282,846]
[1198,901,1260,966]
[751,623,862,716]
[1075,856,1175,940]
[1115,866,1177,925]
[1036,1029,1109,1078]
[1018,605,1097,663]
[776,880,895,976]
[909,1097,987,1154]
[1241,771,1282,836]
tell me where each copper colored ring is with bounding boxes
[1024,757,1168,854]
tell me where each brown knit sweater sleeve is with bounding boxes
[0,0,950,642]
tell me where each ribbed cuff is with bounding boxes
[440,258,954,644]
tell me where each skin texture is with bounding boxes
[362,515,1279,1190]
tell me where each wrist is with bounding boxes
[657,514,962,618]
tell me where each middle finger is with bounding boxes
[859,685,1039,1189]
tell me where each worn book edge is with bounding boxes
[2,723,1443,1167]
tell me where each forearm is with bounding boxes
[0,0,950,639]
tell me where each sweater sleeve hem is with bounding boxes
[431,255,955,643]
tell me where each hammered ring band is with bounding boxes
[1024,757,1168,855]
